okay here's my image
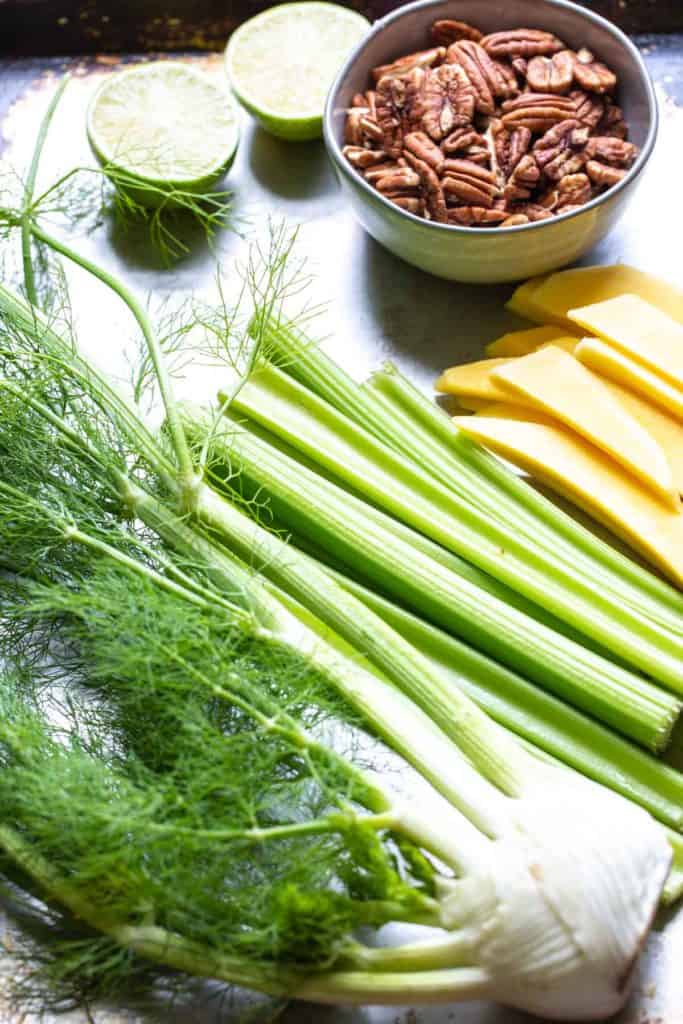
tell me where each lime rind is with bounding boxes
[225,2,369,141]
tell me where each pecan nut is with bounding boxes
[371,47,445,83]
[442,126,490,165]
[481,28,565,59]
[526,50,575,94]
[343,145,388,169]
[491,119,532,177]
[363,161,403,184]
[597,98,628,138]
[586,160,627,187]
[501,212,530,226]
[390,196,426,215]
[374,168,422,194]
[404,130,445,172]
[584,135,637,166]
[442,159,498,207]
[447,205,508,226]
[573,47,617,94]
[375,68,425,157]
[501,92,577,132]
[447,40,517,114]
[404,151,448,222]
[420,63,476,140]
[533,119,589,180]
[506,153,540,200]
[431,19,483,45]
[557,172,592,206]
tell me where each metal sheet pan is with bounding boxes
[0,35,681,1024]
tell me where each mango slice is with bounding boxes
[435,358,513,404]
[577,339,683,422]
[505,275,549,322]
[453,413,683,587]
[528,264,683,327]
[569,294,683,390]
[491,346,677,507]
[485,325,572,358]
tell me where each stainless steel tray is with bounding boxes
[0,38,681,1024]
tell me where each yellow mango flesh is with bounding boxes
[491,346,677,507]
[453,413,683,587]
[577,339,683,422]
[505,275,549,322]
[569,294,683,390]
[528,264,683,328]
[435,358,514,403]
[485,325,571,358]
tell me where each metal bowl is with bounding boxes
[323,0,658,284]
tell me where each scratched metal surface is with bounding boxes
[0,34,682,1024]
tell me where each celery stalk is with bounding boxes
[226,363,683,693]
[183,409,680,752]
[258,313,683,628]
[329,568,683,831]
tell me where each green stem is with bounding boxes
[21,74,70,305]
[190,413,679,753]
[29,223,196,489]
[293,966,492,1005]
[334,569,683,832]
[148,811,399,844]
[0,824,292,997]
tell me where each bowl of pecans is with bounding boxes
[323,0,657,283]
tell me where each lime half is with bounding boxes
[87,62,239,203]
[226,2,369,141]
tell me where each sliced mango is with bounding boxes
[435,358,514,404]
[453,413,683,587]
[577,339,683,422]
[485,325,571,358]
[505,275,549,322]
[529,264,683,327]
[569,294,683,390]
[491,346,677,507]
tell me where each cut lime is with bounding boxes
[87,62,239,204]
[225,2,369,141]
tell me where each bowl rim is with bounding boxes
[323,0,658,237]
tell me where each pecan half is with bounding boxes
[448,40,519,114]
[557,172,592,206]
[442,126,490,164]
[516,202,554,221]
[448,206,508,226]
[442,159,498,207]
[371,47,445,83]
[501,92,576,132]
[584,136,637,167]
[597,98,628,138]
[573,47,617,94]
[526,50,576,94]
[404,131,444,172]
[570,89,605,128]
[481,28,565,59]
[420,63,477,140]
[343,145,388,169]
[511,56,528,79]
[491,119,532,177]
[501,213,530,226]
[390,196,426,215]
[404,151,448,222]
[364,161,403,184]
[533,119,589,181]
[374,168,422,194]
[375,68,425,157]
[586,160,627,187]
[431,19,483,45]
[507,153,540,197]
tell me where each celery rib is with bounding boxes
[190,414,680,752]
[259,314,683,629]
[332,570,683,831]
[228,363,683,694]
